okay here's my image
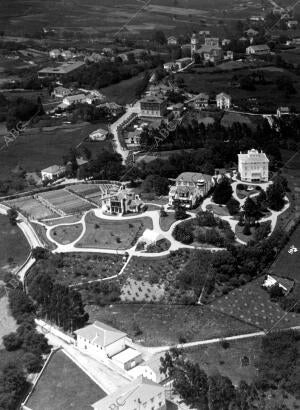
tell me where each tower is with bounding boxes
[191,33,199,57]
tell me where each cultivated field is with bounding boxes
[210,277,300,331]
[0,214,30,280]
[76,213,153,250]
[25,350,106,410]
[87,304,257,346]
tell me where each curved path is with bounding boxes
[201,180,290,245]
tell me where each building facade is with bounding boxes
[238,149,269,182]
[103,187,144,215]
[41,165,66,181]
[246,44,270,55]
[216,92,232,109]
[140,96,168,117]
[169,172,213,208]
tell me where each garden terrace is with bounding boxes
[50,224,83,245]
[87,304,257,347]
[27,253,124,287]
[76,213,153,250]
[210,277,300,331]
[38,189,95,215]
[0,214,30,280]
[25,350,106,410]
[4,197,58,220]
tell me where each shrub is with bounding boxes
[243,223,251,236]
[226,197,240,215]
[3,332,22,351]
[173,223,193,244]
[213,178,233,204]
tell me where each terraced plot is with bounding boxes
[39,190,95,215]
[5,197,57,219]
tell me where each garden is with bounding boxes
[5,197,58,220]
[39,190,95,215]
[49,223,83,245]
[27,253,124,287]
[76,212,153,250]
[173,211,235,247]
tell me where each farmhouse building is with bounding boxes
[262,274,294,295]
[74,321,128,359]
[167,36,178,45]
[238,149,269,182]
[128,354,166,384]
[192,92,210,109]
[140,96,168,118]
[92,376,166,410]
[216,92,232,109]
[246,44,270,55]
[89,128,108,141]
[62,94,86,106]
[41,165,66,182]
[38,61,85,80]
[169,172,213,208]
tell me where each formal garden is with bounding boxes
[75,212,153,250]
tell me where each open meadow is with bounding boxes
[0,214,30,280]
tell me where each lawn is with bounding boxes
[101,74,144,106]
[50,223,83,245]
[0,296,17,348]
[186,337,262,385]
[25,350,106,410]
[30,222,57,251]
[0,214,30,280]
[87,304,257,347]
[206,203,230,217]
[210,277,300,331]
[235,224,255,244]
[0,122,112,179]
[27,253,124,287]
[160,212,176,231]
[76,212,153,250]
[42,215,83,226]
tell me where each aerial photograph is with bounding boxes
[0,0,299,409]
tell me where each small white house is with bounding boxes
[238,149,269,182]
[41,165,66,181]
[262,274,294,295]
[49,49,61,59]
[62,94,86,106]
[89,128,108,141]
[52,86,71,98]
[74,321,128,359]
[216,92,231,109]
[246,44,270,55]
[277,106,290,118]
[128,354,166,384]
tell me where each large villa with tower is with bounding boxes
[238,149,269,182]
[169,172,214,209]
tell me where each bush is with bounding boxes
[242,223,251,236]
[173,223,193,244]
[3,332,22,351]
[213,178,233,205]
[22,352,42,373]
[226,197,240,215]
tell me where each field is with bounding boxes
[25,350,106,410]
[0,214,30,280]
[101,74,145,105]
[210,277,300,331]
[50,224,83,245]
[5,197,58,220]
[38,189,95,215]
[159,212,176,231]
[87,303,258,346]
[76,212,153,250]
[186,337,261,385]
[0,122,113,179]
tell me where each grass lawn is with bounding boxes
[0,296,17,348]
[0,122,112,179]
[0,214,30,280]
[268,225,300,284]
[210,277,300,331]
[50,223,83,245]
[207,203,230,217]
[42,215,83,226]
[31,222,57,251]
[0,348,25,374]
[76,212,153,250]
[87,304,257,347]
[27,253,124,287]
[25,350,106,410]
[160,212,176,231]
[186,337,262,385]
[101,74,144,105]
[235,224,255,244]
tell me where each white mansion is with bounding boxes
[238,149,269,182]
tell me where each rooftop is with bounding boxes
[112,347,141,364]
[176,172,213,185]
[92,376,164,410]
[238,149,269,163]
[41,165,65,174]
[74,321,127,347]
[247,44,270,51]
[38,61,85,75]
